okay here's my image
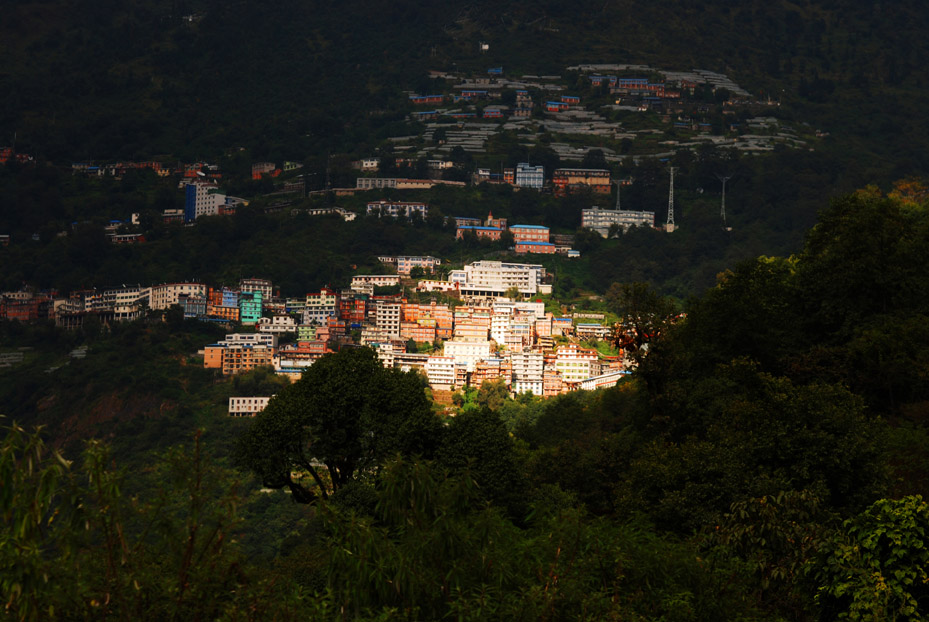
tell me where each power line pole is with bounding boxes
[666,166,677,232]
[325,152,331,191]
[716,173,732,226]
[614,179,621,211]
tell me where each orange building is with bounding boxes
[203,345,225,369]
[509,225,549,243]
[221,345,273,375]
[456,226,503,240]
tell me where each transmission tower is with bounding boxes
[716,173,732,226]
[666,167,677,231]
[614,180,622,211]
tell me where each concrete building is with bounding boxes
[581,207,655,235]
[448,261,550,298]
[511,350,544,396]
[351,275,401,290]
[425,356,456,390]
[514,163,544,189]
[366,200,429,219]
[576,323,613,341]
[257,315,298,335]
[184,181,226,222]
[239,291,263,325]
[515,241,556,254]
[304,288,339,324]
[552,168,611,196]
[149,283,206,311]
[220,333,278,348]
[220,344,273,375]
[579,370,631,391]
[443,340,492,372]
[375,300,402,339]
[509,225,550,244]
[228,396,273,417]
[240,278,273,301]
[394,256,442,275]
[555,344,599,385]
[456,226,504,241]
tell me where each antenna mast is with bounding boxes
[716,173,732,226]
[666,167,677,231]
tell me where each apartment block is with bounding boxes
[554,344,599,385]
[304,287,339,324]
[509,225,550,244]
[149,283,206,310]
[552,168,611,196]
[425,356,456,390]
[240,278,273,300]
[375,300,402,339]
[581,207,655,235]
[448,261,549,298]
[239,291,263,325]
[366,200,428,219]
[395,256,442,275]
[511,350,544,396]
[444,340,492,372]
[228,396,273,417]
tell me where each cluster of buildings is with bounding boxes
[454,212,565,255]
[172,181,248,223]
[251,161,302,180]
[0,279,273,328]
[581,207,656,236]
[2,263,629,405]
[0,148,33,166]
[470,165,611,196]
[70,160,222,181]
[202,287,628,398]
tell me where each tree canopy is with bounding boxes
[234,347,441,502]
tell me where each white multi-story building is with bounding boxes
[490,310,512,345]
[257,315,298,335]
[365,200,429,219]
[511,350,544,396]
[149,283,206,310]
[94,286,151,321]
[228,396,273,417]
[220,333,278,349]
[240,278,273,300]
[375,301,402,339]
[448,261,550,298]
[184,181,226,220]
[351,275,401,290]
[395,256,442,275]
[515,163,544,189]
[304,288,339,324]
[579,370,630,391]
[425,356,456,390]
[443,340,492,372]
[576,323,613,341]
[581,207,655,236]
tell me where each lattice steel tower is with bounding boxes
[666,167,677,231]
[716,174,732,226]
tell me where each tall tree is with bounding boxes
[234,347,441,502]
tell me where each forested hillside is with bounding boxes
[2,0,928,178]
[4,188,929,620]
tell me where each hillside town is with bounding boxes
[1,259,634,409]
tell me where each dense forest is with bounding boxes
[4,188,929,619]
